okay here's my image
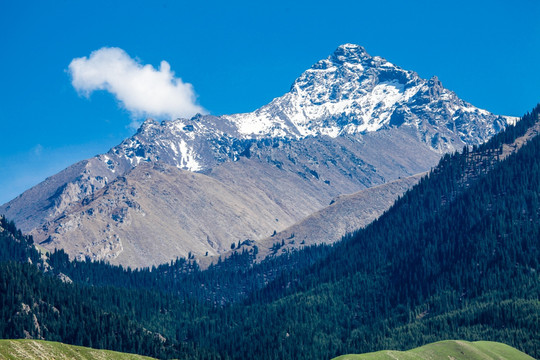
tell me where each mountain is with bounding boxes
[0,44,516,268]
[333,340,535,360]
[0,106,538,360]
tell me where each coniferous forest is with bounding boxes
[1,106,539,359]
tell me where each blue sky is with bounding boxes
[1,0,539,205]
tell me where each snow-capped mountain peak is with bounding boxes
[91,44,516,176]
[221,44,511,143]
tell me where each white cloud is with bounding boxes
[68,47,205,121]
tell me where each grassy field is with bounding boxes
[0,339,534,360]
[333,340,535,360]
[0,339,156,360]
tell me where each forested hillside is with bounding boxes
[0,106,538,359]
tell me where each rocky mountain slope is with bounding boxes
[244,173,425,261]
[0,44,516,268]
[202,172,425,267]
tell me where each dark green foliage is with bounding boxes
[47,241,330,305]
[0,261,219,359]
[0,217,41,265]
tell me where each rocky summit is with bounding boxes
[0,44,516,268]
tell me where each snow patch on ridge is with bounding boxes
[178,139,201,171]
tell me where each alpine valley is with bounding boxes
[0,44,516,268]
[0,43,538,360]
